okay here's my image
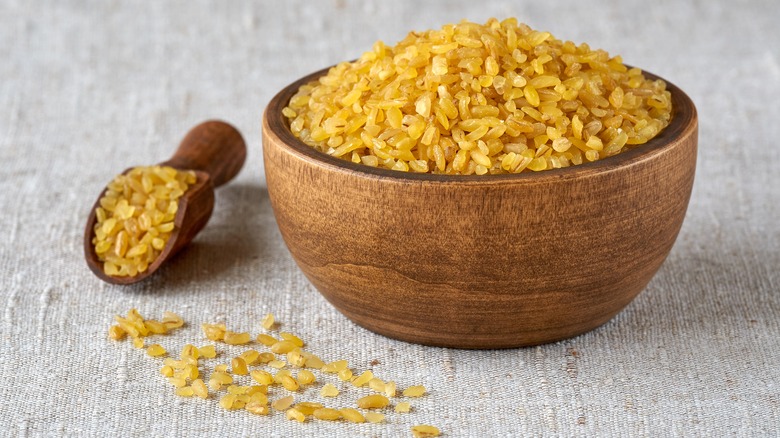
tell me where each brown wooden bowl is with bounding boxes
[262,67,697,349]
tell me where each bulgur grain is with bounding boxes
[356,394,390,409]
[320,383,340,397]
[93,166,196,276]
[412,425,441,437]
[285,18,672,175]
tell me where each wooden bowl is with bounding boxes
[262,67,697,349]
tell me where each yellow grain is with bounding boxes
[352,370,374,387]
[365,412,385,423]
[198,344,216,358]
[293,402,323,416]
[262,313,275,330]
[411,425,441,437]
[231,357,248,375]
[403,385,427,397]
[395,401,411,413]
[320,383,340,397]
[356,394,390,409]
[223,331,251,345]
[272,395,295,411]
[313,407,342,421]
[297,369,316,385]
[286,408,306,422]
[191,379,208,399]
[108,325,126,340]
[246,402,270,415]
[93,166,195,276]
[322,359,348,373]
[284,18,672,174]
[339,408,366,423]
[175,386,194,397]
[279,332,305,347]
[251,370,275,386]
[256,334,278,346]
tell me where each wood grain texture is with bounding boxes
[263,68,697,348]
[84,120,246,285]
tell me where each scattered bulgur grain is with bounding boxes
[256,334,277,346]
[385,381,397,397]
[286,408,306,422]
[304,355,324,369]
[210,371,233,385]
[411,425,441,437]
[321,360,348,373]
[146,344,166,357]
[356,394,390,409]
[161,311,184,329]
[220,394,238,410]
[395,402,411,413]
[249,392,268,405]
[168,377,186,388]
[287,350,306,367]
[281,375,300,391]
[257,352,275,363]
[369,378,386,392]
[320,383,340,397]
[202,323,226,341]
[227,385,248,395]
[365,412,385,423]
[251,370,275,385]
[247,385,268,396]
[231,357,248,375]
[240,349,260,365]
[272,395,295,411]
[244,401,271,415]
[199,345,217,358]
[339,408,366,423]
[246,402,269,415]
[313,407,342,421]
[144,320,167,335]
[270,340,298,354]
[403,385,427,397]
[294,402,324,416]
[223,331,251,345]
[191,379,208,399]
[110,309,442,434]
[108,325,126,340]
[268,360,287,369]
[338,369,353,381]
[181,344,199,359]
[297,370,316,385]
[352,370,374,387]
[261,313,275,330]
[280,332,304,347]
[175,386,195,397]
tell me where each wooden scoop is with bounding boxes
[84,120,247,285]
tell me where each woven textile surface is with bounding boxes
[1,0,778,436]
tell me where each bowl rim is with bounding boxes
[264,65,697,184]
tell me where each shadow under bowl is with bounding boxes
[262,66,698,349]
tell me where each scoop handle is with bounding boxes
[162,120,247,188]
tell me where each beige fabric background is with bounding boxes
[1,0,778,436]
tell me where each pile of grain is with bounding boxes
[284,18,672,175]
[92,166,195,277]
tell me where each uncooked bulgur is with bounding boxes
[285,18,672,175]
